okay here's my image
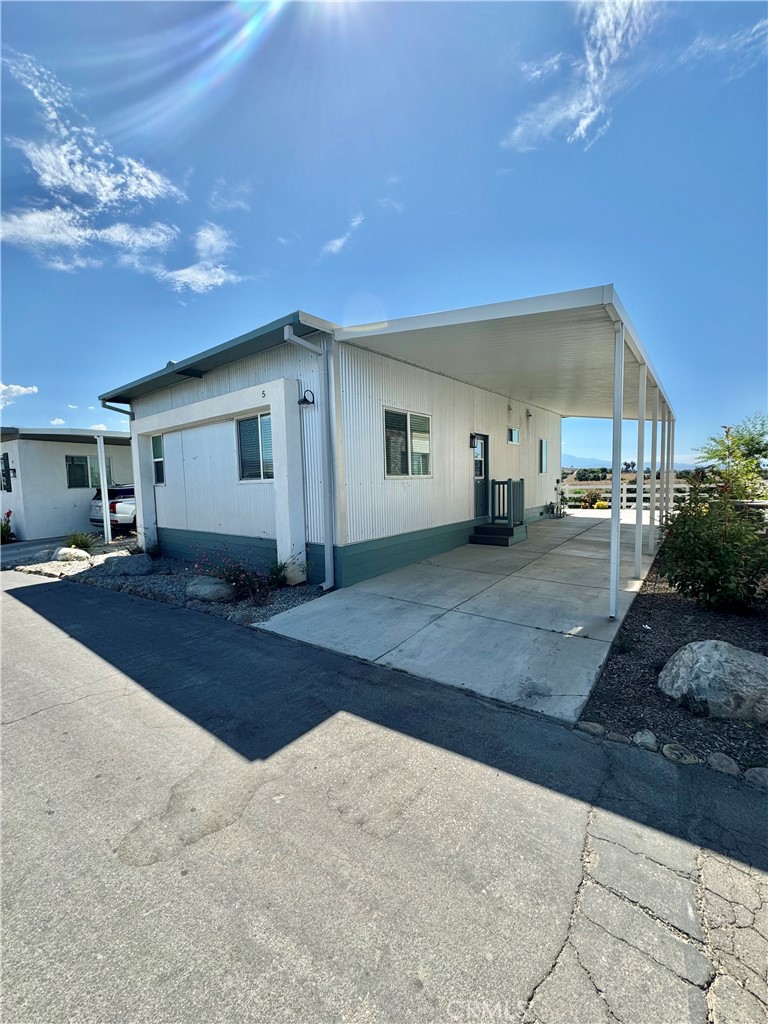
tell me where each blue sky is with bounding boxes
[2,1,766,463]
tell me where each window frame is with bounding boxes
[65,454,90,489]
[88,455,113,489]
[236,411,274,483]
[151,435,165,487]
[507,427,520,445]
[539,438,548,475]
[383,407,432,480]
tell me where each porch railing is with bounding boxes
[490,478,525,526]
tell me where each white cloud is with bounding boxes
[208,178,251,212]
[321,213,364,256]
[89,423,108,430]
[378,197,404,213]
[277,235,290,246]
[386,174,403,185]
[156,223,242,293]
[67,404,78,409]
[679,18,767,79]
[521,52,564,82]
[503,0,657,151]
[0,382,39,409]
[88,406,95,410]
[50,418,65,425]
[1,52,198,287]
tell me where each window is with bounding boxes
[238,413,273,480]
[65,455,89,488]
[507,427,520,445]
[384,409,431,477]
[152,435,165,485]
[1,453,12,493]
[539,438,548,474]
[88,456,113,488]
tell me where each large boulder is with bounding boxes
[100,554,154,577]
[185,575,235,603]
[53,546,91,562]
[658,640,768,724]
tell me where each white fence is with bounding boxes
[561,482,708,509]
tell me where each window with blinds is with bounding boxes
[384,409,431,478]
[238,413,274,480]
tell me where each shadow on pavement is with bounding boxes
[5,574,767,871]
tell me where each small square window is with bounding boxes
[384,409,431,478]
[507,427,520,445]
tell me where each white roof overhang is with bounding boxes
[334,285,674,420]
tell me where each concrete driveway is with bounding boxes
[260,512,654,722]
[2,571,766,1024]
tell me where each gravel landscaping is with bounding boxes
[582,561,768,771]
[6,539,324,626]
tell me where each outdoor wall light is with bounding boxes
[469,433,478,448]
[525,408,533,419]
[298,389,315,406]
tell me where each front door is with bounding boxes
[473,434,489,517]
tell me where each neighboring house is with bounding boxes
[99,285,675,606]
[0,428,133,540]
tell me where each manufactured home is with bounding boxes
[99,286,676,614]
[0,428,133,540]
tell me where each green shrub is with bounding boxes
[658,493,768,609]
[66,531,97,550]
[580,489,604,509]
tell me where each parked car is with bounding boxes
[89,485,136,533]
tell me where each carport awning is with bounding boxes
[335,285,673,420]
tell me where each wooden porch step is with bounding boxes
[469,533,516,547]
[474,524,515,537]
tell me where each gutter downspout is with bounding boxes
[284,325,336,590]
[101,400,134,420]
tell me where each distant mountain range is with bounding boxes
[562,453,696,471]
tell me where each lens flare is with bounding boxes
[86,2,287,147]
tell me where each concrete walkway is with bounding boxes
[260,511,655,722]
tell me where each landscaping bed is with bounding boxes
[581,562,768,770]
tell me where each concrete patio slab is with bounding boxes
[259,589,445,661]
[378,610,606,721]
[259,510,656,723]
[457,575,632,642]
[353,562,505,609]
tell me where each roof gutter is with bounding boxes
[101,400,134,420]
[284,323,336,591]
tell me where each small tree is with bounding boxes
[696,415,768,501]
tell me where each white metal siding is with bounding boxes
[338,344,561,544]
[132,342,327,543]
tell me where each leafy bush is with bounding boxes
[594,500,610,509]
[658,491,768,609]
[0,510,13,543]
[574,468,607,481]
[194,549,292,603]
[580,489,604,509]
[66,531,97,550]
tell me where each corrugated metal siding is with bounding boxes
[338,344,562,544]
[133,341,327,543]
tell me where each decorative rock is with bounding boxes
[185,576,235,603]
[632,729,659,752]
[100,554,154,577]
[706,752,741,776]
[662,742,700,765]
[606,731,631,745]
[744,767,768,790]
[53,546,91,562]
[657,640,768,724]
[577,721,605,737]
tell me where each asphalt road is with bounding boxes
[2,571,766,1024]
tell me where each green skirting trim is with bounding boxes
[524,505,549,523]
[330,518,488,588]
[156,527,278,571]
